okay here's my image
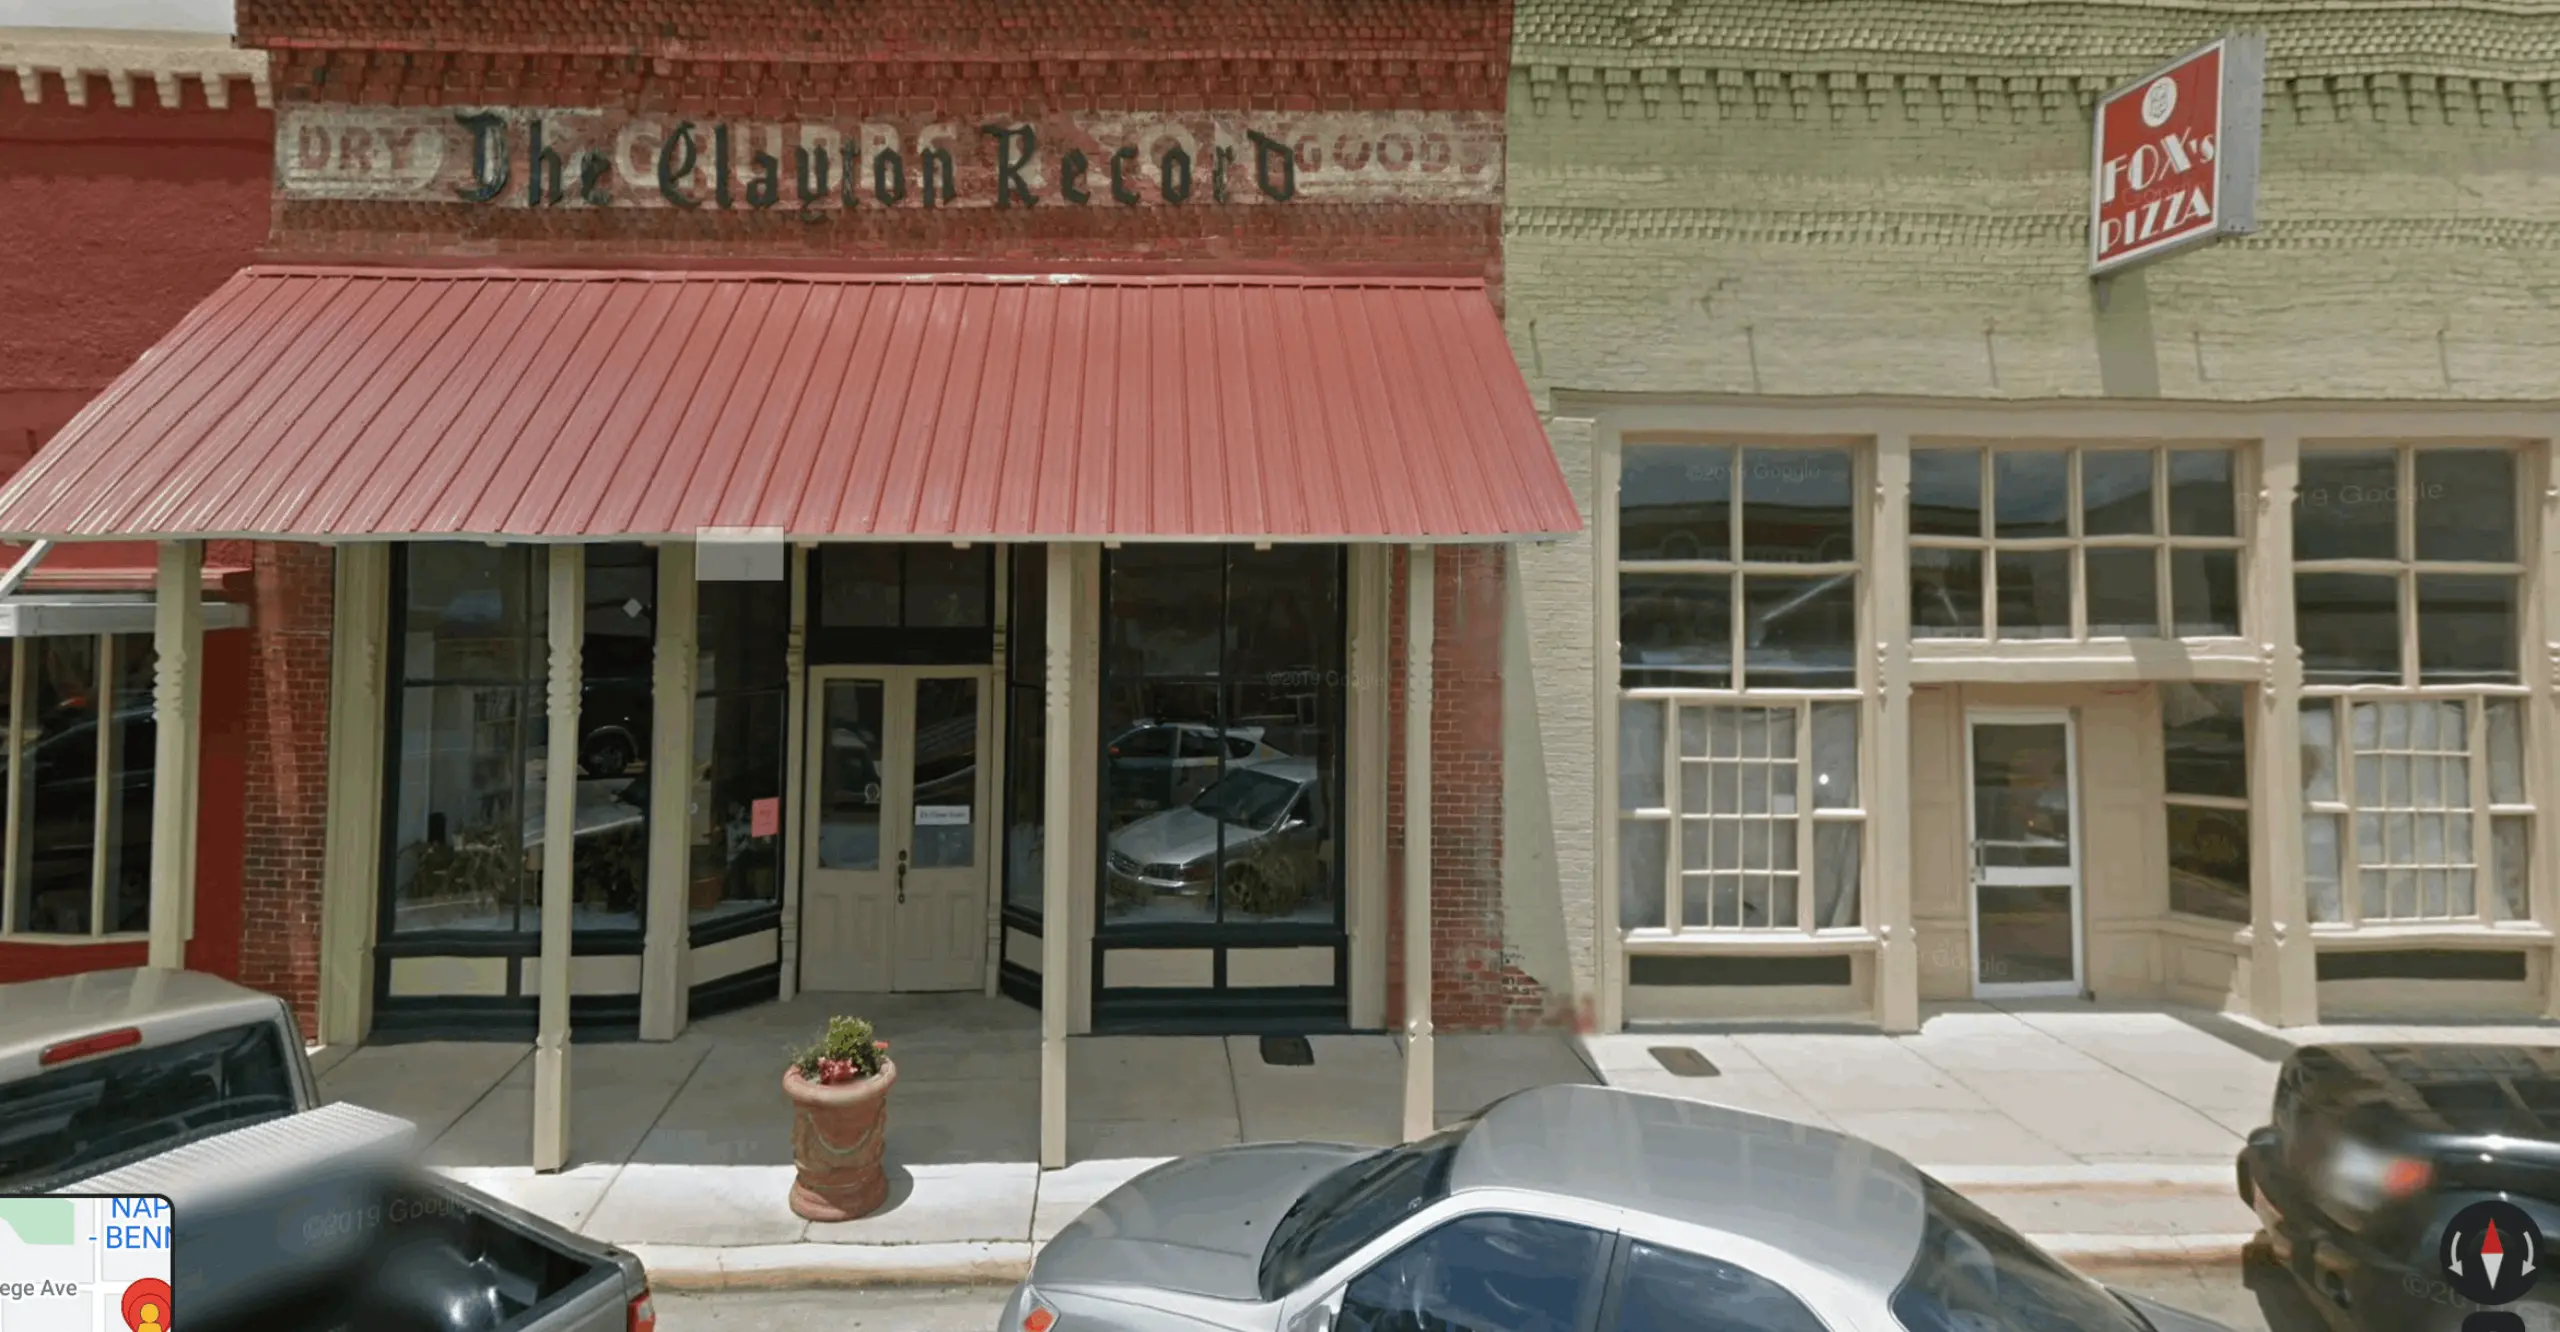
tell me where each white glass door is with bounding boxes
[1966,711,2083,998]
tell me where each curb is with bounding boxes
[628,1232,2265,1292]
[629,1241,1034,1291]
[1928,1163,2236,1189]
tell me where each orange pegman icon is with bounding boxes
[120,1278,172,1332]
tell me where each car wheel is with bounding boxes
[581,733,633,778]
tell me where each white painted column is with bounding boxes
[1346,546,1391,1029]
[2534,442,2560,1017]
[319,545,391,1046]
[147,541,204,969]
[2247,434,2318,1027]
[1869,436,1919,1032]
[641,542,698,1041]
[1040,544,1075,1169]
[1401,545,1436,1143]
[534,544,584,1173]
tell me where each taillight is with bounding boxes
[2382,1157,2435,1200]
[41,1027,142,1065]
[627,1289,656,1332]
[1020,1288,1060,1332]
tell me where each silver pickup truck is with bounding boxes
[0,967,657,1332]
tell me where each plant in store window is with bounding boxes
[781,1014,898,1221]
[1223,836,1317,917]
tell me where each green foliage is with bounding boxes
[791,1015,889,1085]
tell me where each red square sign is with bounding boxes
[2090,36,2262,274]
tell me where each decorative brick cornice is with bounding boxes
[1503,206,2560,251]
[1515,65,2560,126]
[2,28,271,110]
[266,47,1507,115]
[1518,0,2560,82]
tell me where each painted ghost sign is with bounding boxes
[277,107,1504,209]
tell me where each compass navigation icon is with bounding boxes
[2446,1199,2545,1307]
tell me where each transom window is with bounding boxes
[2301,697,2534,925]
[1618,444,1860,690]
[2293,447,2522,686]
[1908,445,2243,640]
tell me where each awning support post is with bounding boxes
[534,545,583,1173]
[147,541,203,970]
[1039,544,1074,1170]
[1401,545,1436,1143]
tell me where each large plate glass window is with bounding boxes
[2160,683,2251,924]
[0,633,157,938]
[1097,545,1346,933]
[2292,446,2533,925]
[690,570,789,930]
[1617,443,1866,936]
[1907,445,2243,640]
[381,543,657,942]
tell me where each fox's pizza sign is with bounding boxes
[2089,35,2265,276]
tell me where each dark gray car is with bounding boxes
[1003,1083,2231,1332]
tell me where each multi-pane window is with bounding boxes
[2293,447,2523,686]
[1616,443,1865,936]
[2291,446,2532,926]
[0,634,157,937]
[1618,700,1863,932]
[2161,683,2250,924]
[2300,697,2534,924]
[1908,446,2243,640]
[1619,445,1860,689]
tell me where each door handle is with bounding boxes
[896,848,908,904]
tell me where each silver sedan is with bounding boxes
[1000,1083,2233,1332]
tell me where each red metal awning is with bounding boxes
[0,268,1579,544]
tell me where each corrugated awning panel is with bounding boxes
[0,268,1580,544]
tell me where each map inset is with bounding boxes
[0,1196,172,1332]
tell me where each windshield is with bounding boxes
[1258,1123,1468,1299]
[1190,767,1302,831]
[1891,1178,2150,1332]
[0,1021,300,1192]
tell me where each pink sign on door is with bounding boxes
[750,796,780,838]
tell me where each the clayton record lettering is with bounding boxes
[278,107,1504,210]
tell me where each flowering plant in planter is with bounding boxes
[782,1015,899,1221]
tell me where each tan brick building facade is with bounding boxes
[1502,0,2560,1029]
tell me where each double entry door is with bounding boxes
[1966,710,2084,998]
[800,666,993,992]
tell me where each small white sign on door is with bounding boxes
[915,805,971,826]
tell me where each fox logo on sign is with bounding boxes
[2089,34,2266,276]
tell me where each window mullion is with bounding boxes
[1664,702,1682,933]
[90,634,115,938]
[2471,695,2495,921]
[0,638,19,935]
[2341,701,2363,927]
[1797,704,1814,933]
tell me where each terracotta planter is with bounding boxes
[783,1059,897,1222]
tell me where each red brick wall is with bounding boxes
[235,543,336,1040]
[0,74,271,474]
[0,70,272,989]
[1384,546,1565,1031]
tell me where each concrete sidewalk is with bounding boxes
[316,998,2560,1289]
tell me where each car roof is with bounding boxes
[2290,1042,2560,1139]
[1451,1084,1927,1292]
[0,967,289,1066]
[1235,756,1318,782]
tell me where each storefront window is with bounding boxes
[2300,696,2535,925]
[1617,700,1863,932]
[1615,443,1866,937]
[690,575,788,929]
[1620,446,1859,689]
[1003,545,1047,919]
[1,634,156,937]
[2292,447,2532,928]
[385,544,655,938]
[2160,683,2250,924]
[1098,545,1344,930]
[1909,446,2242,640]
